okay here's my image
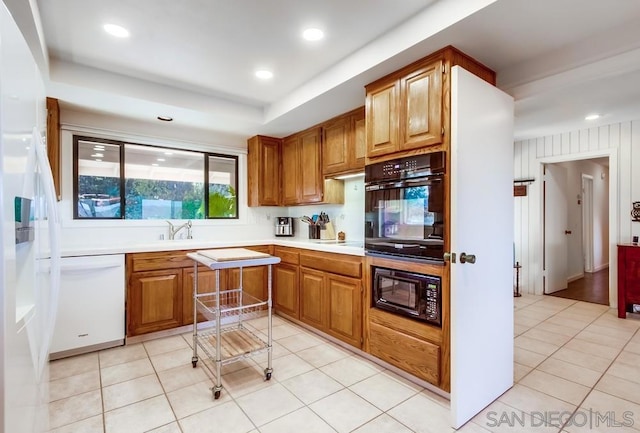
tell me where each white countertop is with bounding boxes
[61,238,365,257]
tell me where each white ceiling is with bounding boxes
[36,0,640,146]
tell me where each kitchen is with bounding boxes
[3,1,640,433]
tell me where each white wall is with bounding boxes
[286,177,365,243]
[514,119,640,304]
[57,112,365,250]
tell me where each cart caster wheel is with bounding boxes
[265,372,272,380]
[192,360,197,368]
[213,390,221,399]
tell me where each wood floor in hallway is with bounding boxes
[547,268,609,305]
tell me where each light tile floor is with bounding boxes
[47,295,640,433]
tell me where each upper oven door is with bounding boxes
[364,175,444,261]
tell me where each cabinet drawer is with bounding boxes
[369,322,440,385]
[128,251,194,272]
[274,246,299,265]
[299,251,361,278]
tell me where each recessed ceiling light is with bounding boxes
[152,163,159,167]
[157,115,173,122]
[103,23,130,38]
[585,114,600,121]
[93,145,105,150]
[95,159,102,162]
[91,153,104,158]
[164,152,173,156]
[255,69,273,80]
[302,28,324,41]
[157,158,165,162]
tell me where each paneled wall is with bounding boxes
[514,119,640,299]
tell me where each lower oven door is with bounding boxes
[364,176,444,261]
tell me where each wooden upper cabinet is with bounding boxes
[366,59,442,158]
[400,60,443,150]
[247,135,281,207]
[299,128,323,203]
[46,97,61,200]
[281,135,301,205]
[282,127,333,205]
[352,108,366,167]
[365,46,494,160]
[322,116,350,175]
[322,107,366,176]
[366,80,399,158]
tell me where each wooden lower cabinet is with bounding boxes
[183,267,219,326]
[300,268,325,328]
[229,266,266,301]
[326,273,362,348]
[369,322,440,385]
[128,269,183,336]
[127,246,273,337]
[274,263,299,319]
[299,267,363,348]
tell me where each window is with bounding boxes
[73,136,238,220]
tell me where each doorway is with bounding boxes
[543,158,610,305]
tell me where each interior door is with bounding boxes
[449,66,514,428]
[544,164,569,293]
[581,175,594,273]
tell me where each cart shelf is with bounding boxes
[195,326,268,365]
[195,290,265,323]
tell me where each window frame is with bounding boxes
[72,135,240,220]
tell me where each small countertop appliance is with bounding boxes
[275,217,294,237]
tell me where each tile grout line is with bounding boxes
[510,301,618,431]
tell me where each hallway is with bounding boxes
[548,268,609,305]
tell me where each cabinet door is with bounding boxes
[299,128,323,203]
[274,263,299,319]
[299,268,326,329]
[183,267,222,325]
[366,80,399,157]
[228,265,268,302]
[326,273,362,348]
[128,269,182,336]
[281,136,300,205]
[323,116,350,175]
[400,60,443,150]
[247,136,281,206]
[352,109,366,168]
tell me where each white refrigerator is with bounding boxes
[0,2,60,432]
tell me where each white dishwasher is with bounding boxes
[50,254,125,358]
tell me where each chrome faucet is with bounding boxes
[166,220,192,240]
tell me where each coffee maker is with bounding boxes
[275,217,294,237]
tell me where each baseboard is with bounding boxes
[50,339,124,361]
[593,263,609,272]
[567,273,584,283]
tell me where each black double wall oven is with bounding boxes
[365,152,445,326]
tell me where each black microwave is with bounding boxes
[371,266,441,326]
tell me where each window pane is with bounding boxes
[208,155,237,218]
[76,139,121,218]
[124,144,204,219]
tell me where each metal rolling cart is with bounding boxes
[186,248,281,399]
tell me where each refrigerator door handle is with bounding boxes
[32,127,62,379]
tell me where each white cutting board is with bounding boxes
[197,248,270,261]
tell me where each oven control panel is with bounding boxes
[380,158,419,177]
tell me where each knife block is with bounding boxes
[320,222,336,240]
